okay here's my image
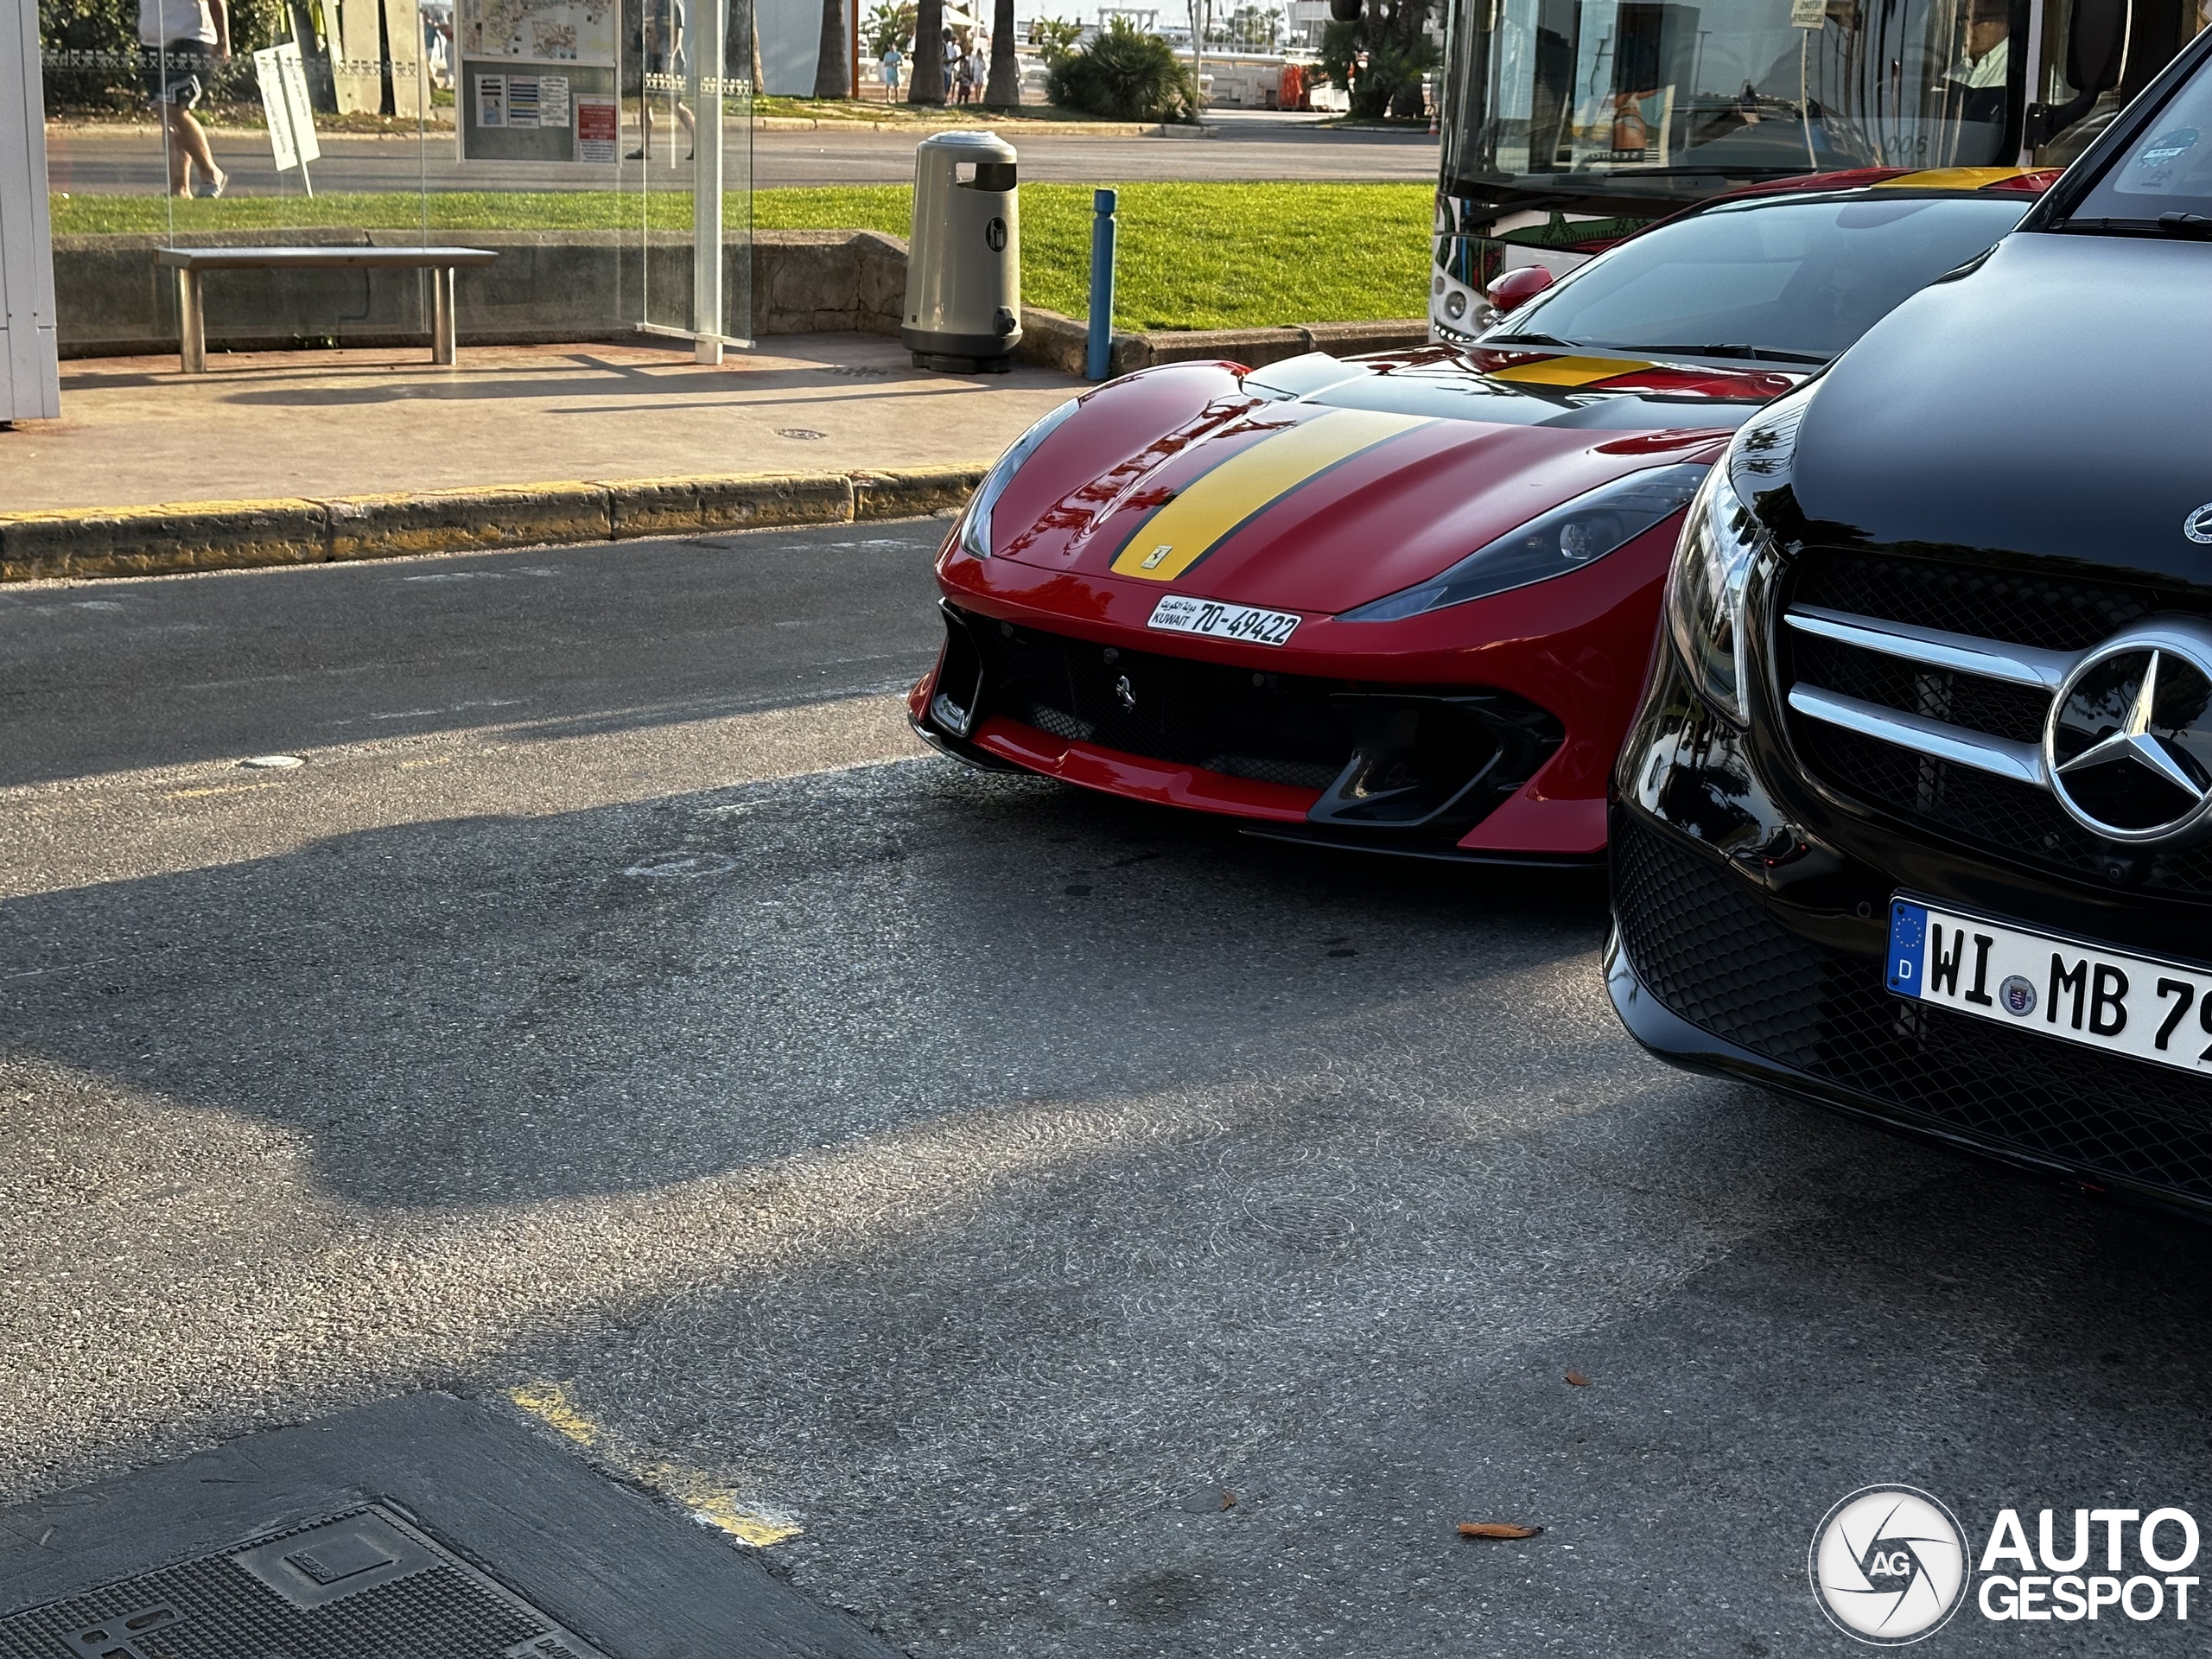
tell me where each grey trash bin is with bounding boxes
[902,130,1021,374]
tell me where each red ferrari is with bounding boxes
[910,168,2050,862]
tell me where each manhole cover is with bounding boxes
[0,1504,607,1659]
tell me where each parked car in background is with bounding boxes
[909,171,2047,864]
[1607,27,2212,1216]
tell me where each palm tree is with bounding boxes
[983,0,1020,105]
[814,0,849,95]
[908,0,945,101]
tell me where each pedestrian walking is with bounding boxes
[139,0,229,198]
[880,41,903,99]
[625,0,696,162]
[955,46,977,104]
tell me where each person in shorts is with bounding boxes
[140,0,230,198]
[624,0,696,161]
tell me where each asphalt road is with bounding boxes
[4,525,2212,1655]
[41,118,1440,198]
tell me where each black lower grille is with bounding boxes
[1782,550,2212,899]
[944,607,1563,834]
[976,617,1362,778]
[1614,813,2212,1205]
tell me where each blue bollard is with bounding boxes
[1086,188,1118,382]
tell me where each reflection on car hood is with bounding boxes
[1794,232,2212,584]
[992,346,1758,615]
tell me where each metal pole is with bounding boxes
[693,0,728,364]
[176,268,207,374]
[1086,187,1116,382]
[432,265,457,364]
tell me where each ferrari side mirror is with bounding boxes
[1487,265,1555,314]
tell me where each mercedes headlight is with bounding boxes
[957,397,1081,560]
[1340,462,1710,622]
[1662,389,1809,723]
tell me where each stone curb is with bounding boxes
[0,465,986,584]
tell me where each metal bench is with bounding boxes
[153,246,500,373]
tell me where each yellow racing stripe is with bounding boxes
[1484,353,1656,386]
[1876,166,2025,190]
[1108,407,1433,582]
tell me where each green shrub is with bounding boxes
[1320,0,1437,121]
[1046,18,1194,123]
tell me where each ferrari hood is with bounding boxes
[993,349,1760,616]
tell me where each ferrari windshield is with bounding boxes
[1440,0,2024,191]
[1485,194,2031,359]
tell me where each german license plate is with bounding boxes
[1887,897,2212,1074]
[1147,594,1300,647]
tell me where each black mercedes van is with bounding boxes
[1606,24,2212,1217]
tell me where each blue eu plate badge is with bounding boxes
[1887,900,1928,996]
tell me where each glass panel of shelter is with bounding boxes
[36,0,751,367]
[627,0,753,351]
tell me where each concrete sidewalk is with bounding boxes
[2,334,1079,513]
[0,334,1084,581]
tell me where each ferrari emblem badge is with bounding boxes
[1115,675,1136,711]
[1141,544,1175,569]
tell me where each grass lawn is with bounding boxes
[48,182,1431,330]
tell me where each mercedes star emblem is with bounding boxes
[2185,502,2212,544]
[2045,619,2212,843]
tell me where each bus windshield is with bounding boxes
[1442,0,2021,193]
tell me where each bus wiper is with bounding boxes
[1595,341,1831,365]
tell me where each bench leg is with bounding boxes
[176,269,206,374]
[432,267,458,366]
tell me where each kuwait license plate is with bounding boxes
[1147,594,1300,647]
[1887,897,2212,1075]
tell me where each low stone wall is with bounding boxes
[53,226,1427,372]
[53,228,913,358]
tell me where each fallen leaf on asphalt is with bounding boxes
[1457,1522,1543,1540]
[1220,1491,1238,1510]
[1565,1370,1591,1387]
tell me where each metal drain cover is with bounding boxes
[0,1503,607,1659]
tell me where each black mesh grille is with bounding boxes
[1782,550,2212,898]
[1614,815,2212,1204]
[1791,550,2171,652]
[1789,629,2050,745]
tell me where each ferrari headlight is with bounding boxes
[1339,462,1710,622]
[1662,390,1809,723]
[957,397,1081,560]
